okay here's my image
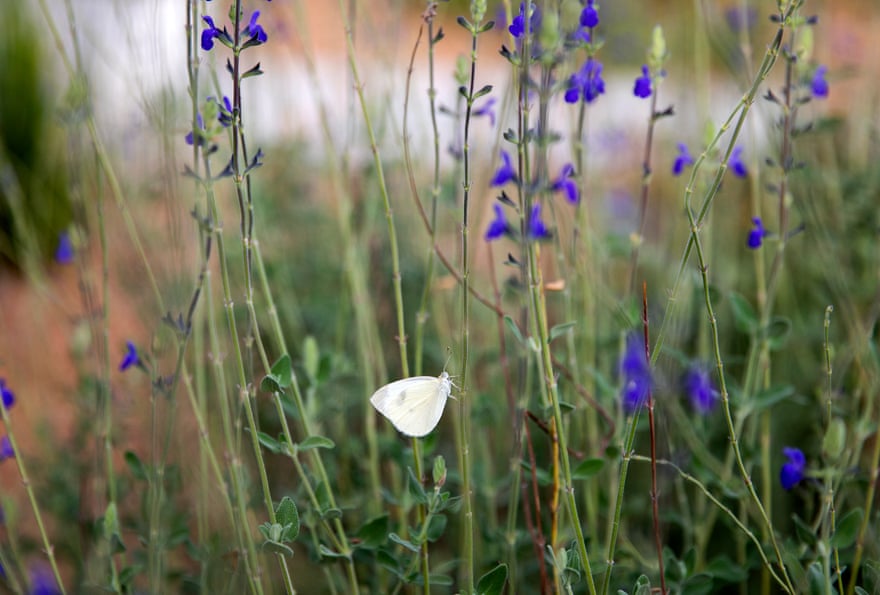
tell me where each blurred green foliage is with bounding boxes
[0,2,71,271]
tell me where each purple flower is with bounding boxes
[217,95,233,127]
[528,204,550,240]
[564,58,605,104]
[551,163,579,203]
[730,146,747,178]
[0,379,15,410]
[580,0,599,28]
[620,333,652,412]
[119,341,140,372]
[683,366,718,414]
[473,97,497,127]
[485,204,510,241]
[725,7,758,32]
[490,151,517,187]
[243,11,268,45]
[811,65,829,98]
[201,16,224,51]
[747,217,769,249]
[572,27,591,44]
[29,563,60,595]
[0,437,14,462]
[780,447,806,490]
[55,231,74,264]
[672,143,694,176]
[509,3,539,38]
[633,65,652,99]
[185,113,206,146]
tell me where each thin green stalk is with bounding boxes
[0,404,67,595]
[684,186,795,593]
[455,7,493,589]
[401,19,439,591]
[601,394,640,595]
[526,242,597,595]
[651,13,790,363]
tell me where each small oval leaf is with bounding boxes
[476,563,508,595]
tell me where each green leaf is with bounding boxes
[298,435,335,451]
[272,354,293,388]
[572,458,605,480]
[355,515,389,550]
[822,418,846,460]
[124,451,147,481]
[275,497,300,541]
[103,502,120,539]
[705,554,748,583]
[831,508,863,549]
[388,532,420,553]
[765,316,792,350]
[321,508,342,521]
[476,563,508,595]
[681,573,714,595]
[472,84,493,100]
[262,539,294,557]
[728,292,758,334]
[257,431,283,454]
[426,514,447,542]
[792,514,818,548]
[550,321,577,342]
[303,337,319,382]
[318,544,350,560]
[504,315,526,346]
[407,467,428,504]
[634,574,652,595]
[432,455,447,487]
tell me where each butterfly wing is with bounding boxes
[370,374,450,437]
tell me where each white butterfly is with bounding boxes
[369,372,452,437]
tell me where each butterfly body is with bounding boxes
[370,372,451,437]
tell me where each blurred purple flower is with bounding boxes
[725,6,758,32]
[119,341,140,372]
[509,2,539,38]
[55,232,74,264]
[29,563,61,595]
[490,151,517,187]
[485,204,510,241]
[730,146,748,178]
[747,217,769,249]
[633,65,652,99]
[0,379,15,410]
[185,113,206,146]
[780,447,806,490]
[564,58,605,104]
[571,25,591,44]
[473,97,497,127]
[528,204,550,240]
[672,143,694,176]
[0,437,14,462]
[216,95,233,127]
[580,0,599,28]
[551,164,579,203]
[811,65,829,98]
[683,366,718,413]
[621,333,651,412]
